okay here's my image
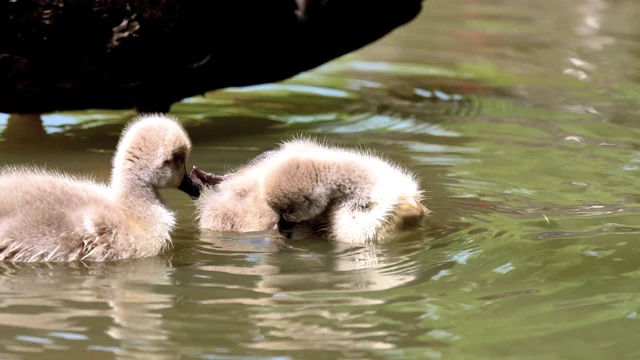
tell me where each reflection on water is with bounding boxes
[2,0,640,358]
[182,231,427,353]
[0,257,176,358]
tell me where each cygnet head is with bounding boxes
[111,114,200,198]
[263,139,428,244]
[328,154,427,243]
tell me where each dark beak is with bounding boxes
[178,168,201,199]
[189,166,225,190]
[277,217,296,239]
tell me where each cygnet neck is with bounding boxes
[111,170,167,218]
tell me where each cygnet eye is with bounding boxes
[358,201,375,211]
[165,153,186,166]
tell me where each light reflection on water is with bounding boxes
[2,0,640,358]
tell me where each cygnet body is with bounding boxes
[195,139,427,244]
[0,114,200,262]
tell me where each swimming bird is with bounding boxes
[194,139,428,244]
[0,114,200,262]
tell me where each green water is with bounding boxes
[2,0,640,358]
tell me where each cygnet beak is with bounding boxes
[396,198,429,226]
[189,166,225,190]
[178,167,201,199]
[277,217,296,239]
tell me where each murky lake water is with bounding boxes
[3,0,640,358]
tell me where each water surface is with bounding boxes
[2,0,640,358]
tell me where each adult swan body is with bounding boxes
[0,0,424,113]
